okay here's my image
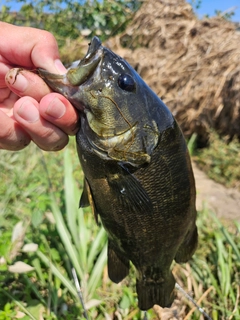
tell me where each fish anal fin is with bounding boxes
[79,178,99,224]
[108,241,129,283]
[175,225,198,263]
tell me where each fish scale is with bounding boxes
[39,36,198,310]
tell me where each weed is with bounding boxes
[0,138,239,319]
[194,131,240,190]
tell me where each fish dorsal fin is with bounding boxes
[79,178,98,224]
[107,165,153,215]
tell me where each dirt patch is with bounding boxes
[192,162,240,222]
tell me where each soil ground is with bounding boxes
[192,162,240,222]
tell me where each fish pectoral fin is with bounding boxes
[79,178,99,224]
[108,241,129,283]
[107,167,153,215]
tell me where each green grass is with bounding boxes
[193,131,240,190]
[0,136,239,319]
[186,209,240,319]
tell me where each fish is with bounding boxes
[38,36,198,310]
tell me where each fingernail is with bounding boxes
[6,69,28,92]
[54,59,66,74]
[46,98,66,118]
[17,101,39,122]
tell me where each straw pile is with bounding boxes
[106,0,240,146]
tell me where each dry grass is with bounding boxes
[106,0,240,146]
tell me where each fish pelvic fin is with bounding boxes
[136,272,175,310]
[79,178,99,224]
[175,224,198,263]
[108,241,129,283]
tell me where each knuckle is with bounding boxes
[39,30,57,46]
[1,125,14,141]
[0,88,11,101]
[36,128,68,151]
[39,127,55,140]
[0,126,30,150]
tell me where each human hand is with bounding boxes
[0,22,79,151]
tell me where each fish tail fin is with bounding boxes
[175,225,198,263]
[108,241,129,283]
[136,273,175,310]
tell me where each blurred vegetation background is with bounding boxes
[0,0,240,319]
[0,0,141,49]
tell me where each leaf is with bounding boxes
[63,147,79,247]
[104,313,112,320]
[15,311,25,318]
[0,257,6,265]
[119,293,130,309]
[85,299,102,310]
[45,211,55,224]
[31,211,43,228]
[34,247,78,299]
[22,243,38,253]
[26,302,45,320]
[11,221,25,243]
[8,261,34,273]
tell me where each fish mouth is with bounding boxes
[38,36,103,110]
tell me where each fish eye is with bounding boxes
[118,74,136,92]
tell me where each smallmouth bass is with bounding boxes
[39,37,198,310]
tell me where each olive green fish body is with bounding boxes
[77,115,197,309]
[39,37,198,310]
